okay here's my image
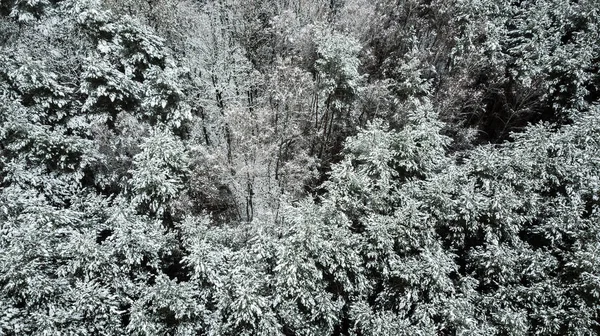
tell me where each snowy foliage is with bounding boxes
[1,0,599,335]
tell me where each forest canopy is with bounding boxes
[0,0,599,335]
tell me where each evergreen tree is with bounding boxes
[1,0,599,335]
